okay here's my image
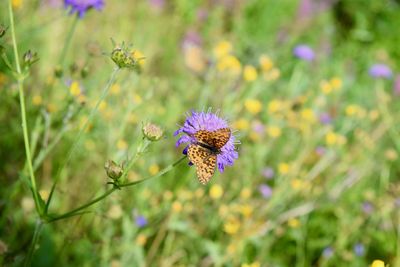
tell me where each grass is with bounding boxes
[0,0,400,266]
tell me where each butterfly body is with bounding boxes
[187,128,231,184]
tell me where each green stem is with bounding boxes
[24,220,43,267]
[45,67,120,213]
[59,15,79,68]
[9,0,43,216]
[47,156,186,222]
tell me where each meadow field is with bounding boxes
[1,0,400,266]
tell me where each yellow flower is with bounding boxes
[330,77,342,90]
[345,104,358,116]
[239,204,253,218]
[46,103,57,113]
[325,131,337,146]
[172,201,183,213]
[234,119,250,130]
[243,65,258,81]
[69,81,81,96]
[213,40,233,58]
[268,100,282,114]
[278,162,290,175]
[385,149,398,161]
[259,54,273,72]
[107,204,122,220]
[12,0,22,9]
[32,95,42,106]
[242,262,261,267]
[240,188,252,199]
[184,46,206,73]
[266,125,282,138]
[110,83,121,95]
[288,218,300,228]
[301,108,316,123]
[291,179,304,190]
[210,184,224,199]
[39,190,49,202]
[263,68,281,81]
[371,260,385,267]
[136,234,147,246]
[98,100,107,111]
[133,94,142,105]
[117,139,128,150]
[224,217,240,235]
[148,164,159,175]
[131,50,145,66]
[320,80,332,94]
[217,55,242,74]
[245,99,262,114]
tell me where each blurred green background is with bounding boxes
[1,0,400,266]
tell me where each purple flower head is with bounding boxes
[353,243,365,256]
[293,44,315,61]
[261,167,274,179]
[174,110,238,173]
[135,215,148,228]
[322,246,334,258]
[362,201,374,214]
[319,112,332,124]
[259,184,273,198]
[369,64,392,79]
[64,0,104,18]
[315,146,326,156]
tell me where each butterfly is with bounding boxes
[187,128,231,184]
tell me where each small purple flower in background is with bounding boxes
[394,75,400,96]
[315,146,326,156]
[182,30,202,50]
[353,243,365,256]
[322,246,334,258]
[259,184,273,199]
[319,112,332,124]
[362,201,374,214]
[293,44,315,61]
[368,64,392,79]
[148,0,165,11]
[196,8,208,22]
[262,167,274,179]
[252,121,265,135]
[174,110,238,173]
[135,215,148,228]
[64,0,104,18]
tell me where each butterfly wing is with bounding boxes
[195,128,231,149]
[187,144,217,184]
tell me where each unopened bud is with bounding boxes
[104,160,123,180]
[110,40,140,70]
[23,50,39,68]
[142,122,163,141]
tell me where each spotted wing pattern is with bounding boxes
[187,144,217,184]
[194,128,231,149]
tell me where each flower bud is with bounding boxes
[110,41,140,70]
[23,50,39,68]
[142,122,163,141]
[104,160,123,180]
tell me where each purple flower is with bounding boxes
[64,0,104,18]
[353,243,365,256]
[319,112,332,124]
[182,30,202,50]
[362,201,374,214]
[259,184,273,198]
[261,167,274,179]
[315,146,326,156]
[322,246,334,258]
[369,64,392,79]
[148,0,165,10]
[135,216,148,228]
[174,110,238,173]
[293,44,315,61]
